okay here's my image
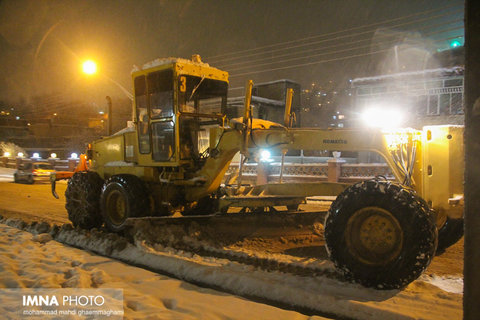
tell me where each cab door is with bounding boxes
[134,69,177,164]
[147,69,175,162]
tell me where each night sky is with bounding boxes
[0,0,464,106]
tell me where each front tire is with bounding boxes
[65,171,104,229]
[101,175,150,232]
[325,180,437,290]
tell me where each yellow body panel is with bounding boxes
[92,134,125,170]
[91,133,156,181]
[422,125,464,219]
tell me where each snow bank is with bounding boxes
[0,222,326,320]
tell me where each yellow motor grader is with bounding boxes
[51,55,464,290]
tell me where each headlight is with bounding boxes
[259,149,272,162]
[361,107,404,129]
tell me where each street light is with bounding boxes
[82,60,97,75]
[81,59,133,135]
[81,59,133,101]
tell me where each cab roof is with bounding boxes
[131,55,228,82]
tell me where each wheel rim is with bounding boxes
[345,206,403,266]
[105,190,127,225]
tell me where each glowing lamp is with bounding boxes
[82,60,97,75]
[361,107,404,129]
[260,149,272,162]
[450,40,461,48]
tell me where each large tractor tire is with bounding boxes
[100,175,150,232]
[325,180,437,290]
[437,217,464,253]
[65,171,104,229]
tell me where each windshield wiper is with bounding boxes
[189,75,206,101]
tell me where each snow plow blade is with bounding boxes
[125,211,328,246]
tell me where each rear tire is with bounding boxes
[437,217,463,253]
[27,175,34,184]
[101,175,150,232]
[13,173,18,183]
[325,180,437,290]
[65,171,104,229]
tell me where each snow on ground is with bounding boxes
[0,223,328,320]
[0,218,463,320]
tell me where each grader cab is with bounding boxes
[52,55,464,290]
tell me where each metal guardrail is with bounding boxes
[225,161,394,184]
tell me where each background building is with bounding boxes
[352,47,464,128]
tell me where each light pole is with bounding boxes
[105,95,113,136]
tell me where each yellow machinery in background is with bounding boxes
[51,55,464,290]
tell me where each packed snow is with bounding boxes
[0,223,328,320]
[0,217,463,320]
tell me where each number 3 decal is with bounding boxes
[180,76,186,92]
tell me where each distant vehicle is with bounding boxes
[14,162,55,184]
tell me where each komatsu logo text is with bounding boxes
[323,139,347,144]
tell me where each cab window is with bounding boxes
[152,121,175,161]
[178,76,228,160]
[134,75,150,154]
[178,76,227,114]
[148,70,174,119]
